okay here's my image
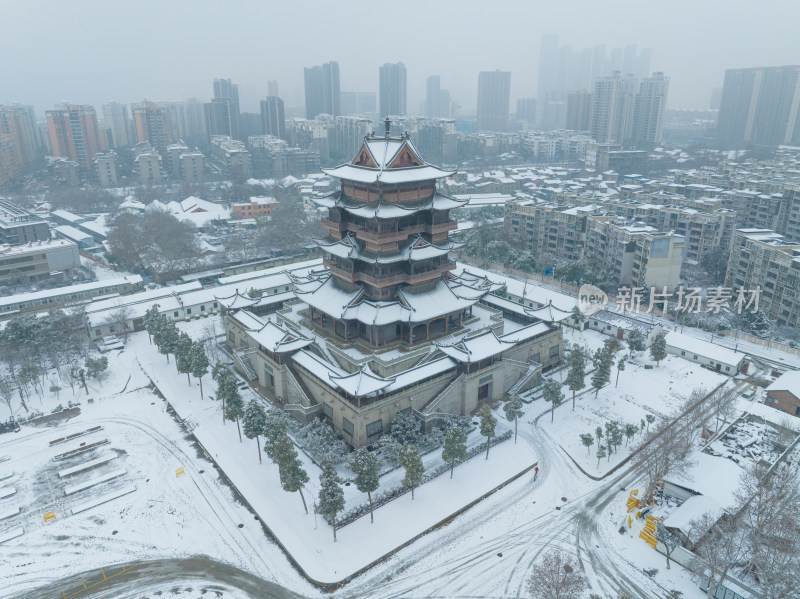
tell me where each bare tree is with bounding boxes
[688,513,748,599]
[656,523,681,569]
[526,549,585,599]
[102,302,133,341]
[633,421,695,504]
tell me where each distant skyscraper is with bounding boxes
[566,91,592,131]
[516,98,537,123]
[709,87,723,110]
[425,76,451,118]
[340,92,377,117]
[164,99,207,141]
[131,101,170,153]
[477,70,511,131]
[0,105,38,166]
[304,61,341,119]
[630,72,669,148]
[717,65,800,146]
[537,34,560,123]
[102,102,131,148]
[268,80,279,97]
[379,62,407,119]
[591,73,633,144]
[46,104,107,169]
[210,78,241,140]
[260,96,285,139]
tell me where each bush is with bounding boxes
[294,418,349,465]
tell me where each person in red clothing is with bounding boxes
[534,466,539,481]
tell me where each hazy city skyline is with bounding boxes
[3,0,800,117]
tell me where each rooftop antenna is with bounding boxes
[384,116,391,138]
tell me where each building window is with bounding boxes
[200,305,205,311]
[342,417,354,437]
[174,311,179,317]
[213,302,218,308]
[549,345,560,358]
[479,374,493,385]
[264,362,273,374]
[323,403,333,421]
[366,419,383,438]
[186,308,192,315]
[693,355,698,360]
[228,331,235,343]
[681,351,685,356]
[725,366,730,371]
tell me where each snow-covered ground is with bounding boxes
[2,307,790,598]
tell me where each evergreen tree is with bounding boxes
[348,447,380,523]
[503,395,524,443]
[190,341,210,400]
[243,399,267,464]
[615,355,627,387]
[645,413,656,432]
[213,365,237,427]
[650,332,667,366]
[590,347,613,398]
[318,461,345,541]
[596,445,606,468]
[565,346,587,410]
[624,423,638,446]
[479,403,497,459]
[263,410,289,463]
[143,304,161,344]
[85,356,108,381]
[399,444,424,499]
[224,384,245,442]
[595,425,603,444]
[580,433,594,455]
[627,329,646,357]
[542,378,564,423]
[175,332,193,382]
[441,425,468,478]
[274,432,309,514]
[156,319,179,364]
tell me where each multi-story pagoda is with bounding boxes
[296,119,486,346]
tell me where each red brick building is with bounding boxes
[765,371,800,417]
[231,196,277,220]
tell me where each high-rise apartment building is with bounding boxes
[209,78,241,140]
[566,91,592,131]
[102,102,131,148]
[46,104,107,169]
[630,72,669,148]
[425,76,451,118]
[590,73,639,145]
[717,65,800,147]
[267,80,279,97]
[516,98,537,123]
[260,96,286,139]
[379,62,407,119]
[340,92,377,117]
[304,62,341,119]
[477,70,511,132]
[94,151,118,187]
[0,105,39,167]
[164,99,207,141]
[131,101,170,153]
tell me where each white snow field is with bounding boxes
[0,310,786,598]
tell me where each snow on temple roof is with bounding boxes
[215,292,258,310]
[317,193,467,219]
[435,329,514,363]
[294,275,482,326]
[321,164,455,185]
[330,364,395,396]
[525,301,574,323]
[498,322,553,344]
[251,320,313,353]
[318,233,463,264]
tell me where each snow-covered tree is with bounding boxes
[565,345,587,410]
[263,410,289,463]
[390,411,421,446]
[634,422,694,503]
[243,399,267,464]
[224,385,245,442]
[479,403,497,459]
[656,523,681,569]
[175,331,193,381]
[590,346,614,398]
[615,355,627,387]
[155,318,179,364]
[649,332,667,366]
[688,512,748,599]
[645,413,655,432]
[595,445,606,468]
[295,419,349,464]
[85,356,108,381]
[526,549,585,599]
[542,379,564,423]
[503,395,524,443]
[441,425,468,478]
[213,364,237,426]
[579,433,594,455]
[623,423,638,446]
[348,447,380,523]
[399,444,424,499]
[275,432,309,514]
[627,329,646,357]
[317,461,345,541]
[190,340,210,400]
[143,304,161,344]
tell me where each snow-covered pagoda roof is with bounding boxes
[434,329,514,363]
[228,310,314,353]
[330,364,395,396]
[215,292,258,310]
[314,192,466,219]
[525,301,574,323]
[317,233,464,264]
[292,273,490,326]
[321,133,455,184]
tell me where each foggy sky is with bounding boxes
[3,0,800,118]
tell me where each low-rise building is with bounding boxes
[0,238,81,283]
[664,332,747,374]
[765,371,800,417]
[231,196,277,220]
